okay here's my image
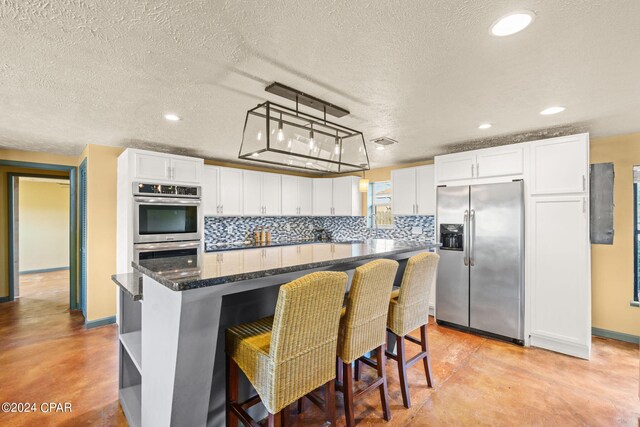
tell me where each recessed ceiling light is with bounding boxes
[540,106,565,115]
[479,123,492,129]
[490,11,535,36]
[164,113,181,121]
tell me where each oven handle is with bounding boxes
[134,241,202,251]
[134,196,201,205]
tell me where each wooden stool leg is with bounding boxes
[282,404,290,427]
[267,411,281,427]
[336,358,343,385]
[326,379,336,425]
[297,398,304,414]
[354,359,361,381]
[343,362,355,427]
[420,324,433,387]
[376,345,391,421]
[396,334,411,408]
[226,355,239,427]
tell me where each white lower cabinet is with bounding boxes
[528,194,591,359]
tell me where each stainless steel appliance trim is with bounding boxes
[463,209,469,266]
[134,196,201,205]
[134,240,201,251]
[132,182,202,199]
[469,209,476,266]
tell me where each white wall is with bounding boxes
[18,178,70,273]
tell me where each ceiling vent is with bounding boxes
[371,137,398,147]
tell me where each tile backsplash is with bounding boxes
[204,215,435,249]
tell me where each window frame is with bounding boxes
[368,180,394,229]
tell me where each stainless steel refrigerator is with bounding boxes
[435,181,525,343]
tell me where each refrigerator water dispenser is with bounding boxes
[440,224,464,250]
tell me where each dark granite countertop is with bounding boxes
[205,239,363,252]
[132,239,439,292]
[111,272,143,301]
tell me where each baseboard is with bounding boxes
[592,327,640,344]
[85,315,116,329]
[0,296,9,303]
[530,334,590,359]
[19,266,70,275]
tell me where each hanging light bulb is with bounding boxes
[277,114,284,142]
[358,170,369,193]
[309,124,315,150]
[256,130,262,141]
[287,138,292,149]
[334,133,340,155]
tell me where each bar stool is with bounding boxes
[386,252,440,408]
[225,271,348,427]
[335,259,399,427]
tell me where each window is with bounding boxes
[634,166,640,302]
[368,181,393,228]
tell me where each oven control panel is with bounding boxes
[134,182,201,198]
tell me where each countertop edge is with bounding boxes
[111,272,143,301]
[132,241,439,292]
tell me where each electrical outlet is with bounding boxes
[227,225,234,234]
[411,226,423,235]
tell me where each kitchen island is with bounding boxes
[113,239,438,427]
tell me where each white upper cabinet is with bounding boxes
[283,176,314,216]
[416,165,436,215]
[131,149,202,184]
[476,146,523,179]
[530,134,589,195]
[391,165,435,215]
[134,151,171,181]
[435,152,476,182]
[332,176,360,216]
[242,171,282,216]
[202,165,220,216]
[281,175,299,216]
[262,173,282,216]
[391,168,417,215]
[219,167,243,216]
[312,176,360,216]
[298,177,313,216]
[242,171,263,215]
[435,145,524,184]
[313,178,334,216]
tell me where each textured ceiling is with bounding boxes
[1,0,639,171]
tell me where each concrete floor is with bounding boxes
[0,271,638,426]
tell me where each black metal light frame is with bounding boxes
[238,100,370,173]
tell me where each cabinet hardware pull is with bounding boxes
[220,205,223,215]
[582,175,586,191]
[471,164,475,178]
[476,163,479,177]
[583,198,586,213]
[416,204,419,214]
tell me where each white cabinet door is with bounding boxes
[134,152,171,181]
[218,251,244,276]
[530,135,589,195]
[262,173,282,216]
[313,179,333,216]
[242,171,263,215]
[332,176,356,216]
[281,175,299,216]
[529,195,590,359]
[392,168,417,215]
[298,177,313,216]
[202,166,219,216]
[476,146,523,178]
[219,168,243,216]
[416,165,436,215]
[435,152,476,182]
[170,158,202,183]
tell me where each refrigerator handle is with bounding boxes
[469,209,476,266]
[463,209,469,266]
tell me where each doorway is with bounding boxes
[3,160,78,313]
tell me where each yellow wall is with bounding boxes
[590,132,640,336]
[18,179,70,272]
[81,144,125,322]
